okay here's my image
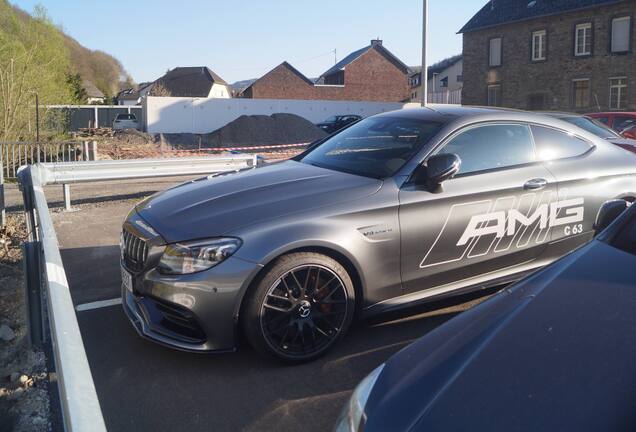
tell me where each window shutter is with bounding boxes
[490,38,502,66]
[612,17,630,52]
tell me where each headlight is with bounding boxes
[157,238,242,275]
[334,364,385,432]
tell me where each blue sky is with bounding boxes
[11,0,485,84]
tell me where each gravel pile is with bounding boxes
[202,113,327,148]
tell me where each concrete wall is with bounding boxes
[144,96,404,134]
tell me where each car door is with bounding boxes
[530,124,601,256]
[399,122,557,296]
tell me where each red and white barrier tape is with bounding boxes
[168,142,310,152]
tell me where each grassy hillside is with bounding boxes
[10,2,133,98]
[0,1,133,140]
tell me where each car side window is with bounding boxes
[531,126,592,161]
[440,124,535,175]
[614,117,636,132]
[596,117,609,125]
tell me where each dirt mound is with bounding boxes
[202,113,327,148]
[112,129,156,146]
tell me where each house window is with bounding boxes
[489,38,502,66]
[610,77,627,110]
[572,79,590,108]
[611,16,631,53]
[488,84,501,106]
[532,30,547,61]
[575,23,592,56]
[457,75,463,82]
[440,77,448,88]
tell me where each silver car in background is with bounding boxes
[113,113,139,130]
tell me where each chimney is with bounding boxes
[371,39,383,47]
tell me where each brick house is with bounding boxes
[460,0,636,112]
[240,40,410,102]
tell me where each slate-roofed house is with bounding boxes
[241,40,410,102]
[409,54,463,102]
[116,82,156,106]
[83,80,105,104]
[153,67,230,98]
[460,0,636,112]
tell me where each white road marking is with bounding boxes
[75,298,122,312]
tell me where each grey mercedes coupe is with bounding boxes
[121,105,636,362]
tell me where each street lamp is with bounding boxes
[421,0,428,106]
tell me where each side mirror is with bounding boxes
[594,199,628,236]
[425,153,461,185]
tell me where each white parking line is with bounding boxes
[75,298,122,312]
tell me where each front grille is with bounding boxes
[122,229,148,272]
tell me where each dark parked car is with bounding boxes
[588,111,636,137]
[316,115,362,133]
[121,106,636,363]
[336,199,635,432]
[542,112,636,154]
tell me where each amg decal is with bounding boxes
[457,198,584,246]
[420,193,584,269]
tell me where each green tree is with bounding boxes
[66,72,87,103]
[0,1,73,141]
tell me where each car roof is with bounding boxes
[589,112,636,116]
[377,105,568,127]
[538,111,585,119]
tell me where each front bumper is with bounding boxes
[121,255,261,353]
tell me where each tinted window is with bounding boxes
[561,116,620,139]
[531,126,592,160]
[596,117,609,125]
[608,208,636,256]
[614,117,636,132]
[301,117,443,178]
[441,124,535,175]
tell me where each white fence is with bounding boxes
[428,89,462,105]
[143,96,405,134]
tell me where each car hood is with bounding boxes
[365,240,636,432]
[135,160,382,243]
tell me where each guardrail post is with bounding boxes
[91,140,98,161]
[63,184,71,211]
[23,241,44,346]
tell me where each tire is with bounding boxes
[243,252,356,363]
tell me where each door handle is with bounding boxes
[524,178,548,190]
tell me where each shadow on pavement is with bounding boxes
[64,244,498,432]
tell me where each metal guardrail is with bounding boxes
[17,154,259,431]
[45,154,258,210]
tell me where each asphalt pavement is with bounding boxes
[49,180,493,432]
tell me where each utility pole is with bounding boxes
[421,0,428,106]
[334,48,337,65]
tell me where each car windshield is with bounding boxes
[323,116,338,123]
[606,206,636,256]
[117,114,136,120]
[300,116,443,178]
[563,116,620,139]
